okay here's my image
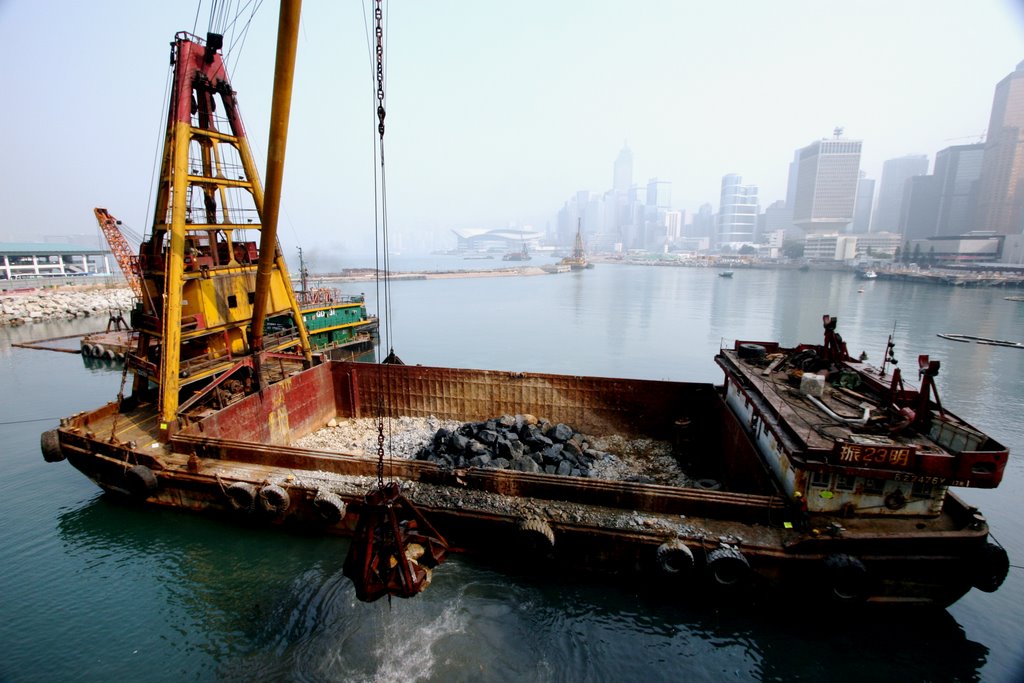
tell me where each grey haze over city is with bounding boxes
[1,1,1023,263]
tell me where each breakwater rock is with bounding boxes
[0,287,134,326]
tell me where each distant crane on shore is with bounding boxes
[93,207,143,299]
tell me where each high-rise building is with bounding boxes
[898,175,942,242]
[716,174,758,247]
[851,171,875,234]
[759,200,790,240]
[873,155,929,233]
[689,203,715,239]
[934,143,984,237]
[975,61,1024,235]
[791,133,862,234]
[613,144,633,195]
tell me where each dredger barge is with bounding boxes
[41,6,1009,607]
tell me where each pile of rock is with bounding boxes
[0,287,134,326]
[415,414,613,478]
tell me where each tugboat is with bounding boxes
[41,6,1009,608]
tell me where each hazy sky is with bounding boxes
[1,1,1023,257]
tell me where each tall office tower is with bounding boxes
[689,203,715,238]
[975,61,1024,235]
[716,174,759,247]
[613,144,633,194]
[791,132,862,234]
[872,154,929,232]
[851,171,875,233]
[613,143,634,235]
[934,143,984,236]
[898,175,942,241]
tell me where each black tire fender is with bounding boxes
[226,482,257,513]
[656,539,694,576]
[822,553,868,601]
[517,518,555,553]
[737,343,767,360]
[706,546,751,586]
[125,464,158,499]
[695,478,721,491]
[259,484,291,516]
[972,543,1009,593]
[313,490,347,524]
[41,429,65,463]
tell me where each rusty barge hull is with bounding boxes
[52,361,994,607]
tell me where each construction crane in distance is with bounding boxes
[93,207,143,299]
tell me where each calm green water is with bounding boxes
[2,265,1022,682]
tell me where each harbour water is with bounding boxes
[2,264,1022,682]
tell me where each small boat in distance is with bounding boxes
[719,270,734,278]
[503,242,531,262]
[856,269,878,280]
[559,218,590,270]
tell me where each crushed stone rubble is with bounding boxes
[292,414,692,486]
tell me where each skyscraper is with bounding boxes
[898,175,941,242]
[975,61,1024,235]
[613,144,634,239]
[873,155,929,233]
[934,143,984,236]
[613,144,633,195]
[791,133,862,234]
[716,174,758,247]
[851,171,875,234]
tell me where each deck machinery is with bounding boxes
[129,29,311,438]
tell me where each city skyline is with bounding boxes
[1,1,1022,255]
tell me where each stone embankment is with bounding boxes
[0,287,134,326]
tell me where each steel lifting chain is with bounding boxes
[375,0,386,141]
[374,0,387,488]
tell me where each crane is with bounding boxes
[93,207,142,299]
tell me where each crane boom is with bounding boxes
[93,207,142,299]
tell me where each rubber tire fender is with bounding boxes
[822,553,868,601]
[313,490,347,524]
[102,348,117,361]
[80,343,93,357]
[656,539,695,576]
[259,484,291,516]
[706,546,751,587]
[737,343,767,360]
[517,518,555,554]
[226,482,257,513]
[91,344,106,358]
[125,464,158,499]
[972,543,1009,593]
[41,429,65,463]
